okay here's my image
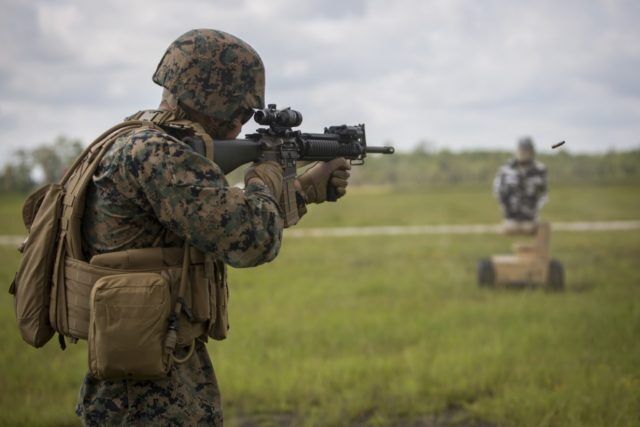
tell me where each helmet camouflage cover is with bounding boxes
[153,29,265,120]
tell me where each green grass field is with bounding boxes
[0,185,638,426]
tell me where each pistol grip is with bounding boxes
[326,183,338,202]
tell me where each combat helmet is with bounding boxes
[153,29,265,121]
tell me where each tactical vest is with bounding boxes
[12,110,228,376]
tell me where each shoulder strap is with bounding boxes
[61,120,144,185]
[60,111,214,261]
[168,119,215,162]
[128,110,215,162]
[125,110,177,125]
[60,119,153,260]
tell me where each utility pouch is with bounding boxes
[88,272,172,379]
[13,184,64,347]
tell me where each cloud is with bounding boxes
[0,0,639,166]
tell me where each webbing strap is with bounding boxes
[156,118,215,162]
[61,121,145,185]
[126,110,216,162]
[60,121,153,257]
[186,121,215,162]
[63,253,200,341]
[164,244,196,364]
[59,110,201,254]
[129,110,176,123]
[55,112,217,345]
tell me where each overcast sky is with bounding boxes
[0,0,639,164]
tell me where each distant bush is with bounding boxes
[0,136,83,193]
[2,136,638,194]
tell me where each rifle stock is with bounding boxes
[212,140,261,174]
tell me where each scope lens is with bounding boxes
[277,110,303,127]
[254,107,303,127]
[254,109,271,125]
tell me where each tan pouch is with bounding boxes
[88,273,172,379]
[12,184,64,347]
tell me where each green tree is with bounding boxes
[31,136,83,184]
[0,136,85,193]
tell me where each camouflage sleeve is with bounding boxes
[123,129,283,268]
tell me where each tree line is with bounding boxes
[1,136,639,193]
[349,145,640,188]
[0,137,83,193]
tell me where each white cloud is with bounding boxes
[0,0,638,166]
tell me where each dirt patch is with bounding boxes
[231,412,296,427]
[384,406,495,427]
[231,405,495,427]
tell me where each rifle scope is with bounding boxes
[254,104,303,128]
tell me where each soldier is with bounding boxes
[493,137,548,233]
[75,29,351,426]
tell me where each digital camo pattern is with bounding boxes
[76,342,223,426]
[153,29,265,120]
[82,127,283,267]
[78,125,284,425]
[493,159,548,221]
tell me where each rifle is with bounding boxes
[211,104,395,226]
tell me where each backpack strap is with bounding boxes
[126,110,177,125]
[165,119,215,162]
[127,109,215,162]
[50,114,218,346]
[60,119,156,259]
[61,121,144,185]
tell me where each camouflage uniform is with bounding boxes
[74,29,276,425]
[493,158,548,221]
[77,341,222,426]
[75,124,284,425]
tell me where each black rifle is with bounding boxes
[212,104,394,226]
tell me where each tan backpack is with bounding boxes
[10,121,142,348]
[10,112,228,379]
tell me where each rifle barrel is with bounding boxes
[366,146,395,154]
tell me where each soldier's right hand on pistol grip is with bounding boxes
[297,158,351,204]
[244,161,284,199]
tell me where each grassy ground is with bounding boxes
[288,184,640,228]
[0,192,28,235]
[1,184,638,234]
[0,185,638,426]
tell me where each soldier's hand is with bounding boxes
[244,161,284,199]
[297,158,351,204]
